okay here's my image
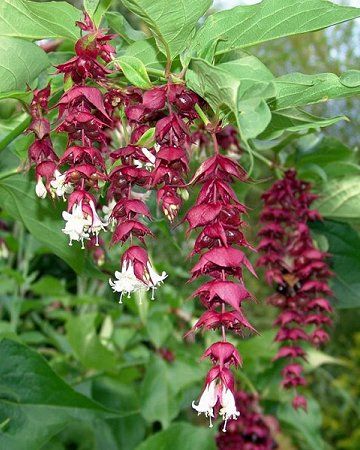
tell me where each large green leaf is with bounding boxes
[0,339,114,450]
[135,422,216,450]
[311,220,360,309]
[140,355,178,428]
[190,0,360,56]
[121,0,211,59]
[114,55,152,89]
[186,56,274,139]
[0,174,99,276]
[91,377,145,450]
[0,0,81,40]
[124,39,167,69]
[295,136,353,166]
[314,176,360,220]
[105,11,146,43]
[0,37,49,93]
[271,71,360,110]
[277,398,325,450]
[66,313,117,372]
[84,0,101,19]
[259,109,346,141]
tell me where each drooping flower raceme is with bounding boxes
[257,169,333,410]
[26,14,167,302]
[186,132,257,430]
[216,390,279,450]
[27,14,114,250]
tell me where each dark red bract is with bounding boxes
[257,169,333,410]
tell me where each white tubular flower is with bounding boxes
[219,386,240,432]
[102,199,116,229]
[134,148,156,171]
[50,170,73,199]
[89,200,107,245]
[141,147,156,165]
[192,381,218,428]
[35,178,47,199]
[109,262,147,303]
[62,203,91,249]
[146,262,167,300]
[0,241,9,259]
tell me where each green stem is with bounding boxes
[146,67,166,78]
[0,168,20,181]
[0,116,31,153]
[251,149,273,168]
[237,370,258,396]
[194,103,211,126]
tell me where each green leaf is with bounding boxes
[0,0,82,40]
[121,0,211,59]
[140,355,178,428]
[340,69,360,88]
[0,90,32,102]
[84,0,101,18]
[115,55,152,89]
[66,313,117,372]
[186,56,274,139]
[92,0,112,27]
[277,398,325,450]
[0,37,49,93]
[296,136,353,166]
[146,312,173,348]
[135,127,155,147]
[105,12,145,43]
[135,422,216,450]
[124,38,167,69]
[30,275,67,297]
[0,339,113,450]
[190,0,360,56]
[0,174,99,276]
[314,176,360,220]
[92,377,146,450]
[271,71,360,110]
[259,109,346,141]
[311,220,360,309]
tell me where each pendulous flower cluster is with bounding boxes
[123,82,199,222]
[27,14,166,301]
[187,131,257,430]
[257,169,333,410]
[216,390,278,450]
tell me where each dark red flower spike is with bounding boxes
[257,169,333,410]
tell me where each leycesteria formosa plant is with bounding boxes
[1,0,359,446]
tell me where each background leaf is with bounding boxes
[135,422,216,450]
[190,0,360,56]
[0,0,81,40]
[0,339,113,450]
[314,176,360,220]
[140,355,178,428]
[0,37,49,93]
[271,71,360,110]
[186,56,274,139]
[115,55,152,89]
[84,0,101,19]
[105,11,146,43]
[121,0,211,59]
[66,313,117,372]
[277,398,325,450]
[0,174,100,276]
[311,220,360,309]
[259,110,346,141]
